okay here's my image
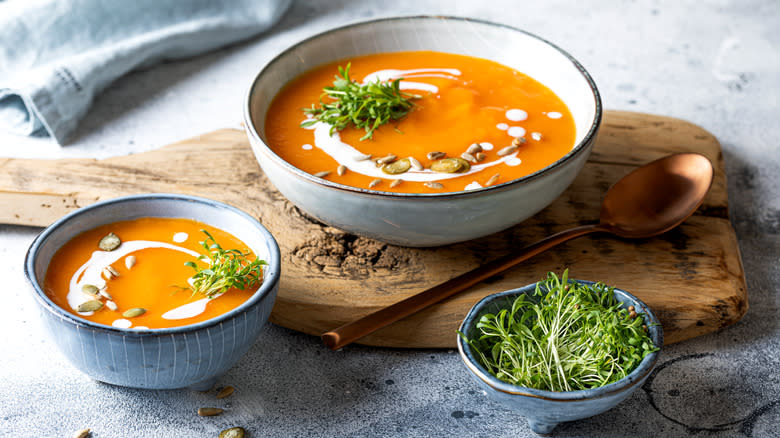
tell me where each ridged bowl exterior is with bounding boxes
[24,194,281,390]
[457,281,663,434]
[244,16,601,247]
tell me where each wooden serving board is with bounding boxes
[0,111,747,347]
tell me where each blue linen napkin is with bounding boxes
[0,0,291,144]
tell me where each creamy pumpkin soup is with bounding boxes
[44,217,266,329]
[264,51,576,193]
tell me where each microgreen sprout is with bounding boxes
[300,63,420,141]
[184,230,266,299]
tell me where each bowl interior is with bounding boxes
[25,194,280,332]
[247,16,599,164]
[458,280,663,399]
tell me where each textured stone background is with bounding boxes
[1,1,778,437]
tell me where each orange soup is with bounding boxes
[264,51,576,193]
[44,217,264,329]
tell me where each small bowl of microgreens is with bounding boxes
[457,271,662,435]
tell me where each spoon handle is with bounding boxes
[321,224,606,350]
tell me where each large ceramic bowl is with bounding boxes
[244,16,601,247]
[457,280,663,435]
[24,194,281,390]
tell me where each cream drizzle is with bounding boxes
[362,68,462,94]
[304,67,522,183]
[68,241,201,315]
[309,121,516,181]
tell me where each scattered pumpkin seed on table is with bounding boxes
[219,427,246,438]
[216,385,235,399]
[72,428,91,438]
[98,233,121,251]
[197,407,224,417]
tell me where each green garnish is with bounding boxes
[460,270,658,392]
[184,230,267,299]
[300,63,420,141]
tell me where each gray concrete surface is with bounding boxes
[1,1,778,437]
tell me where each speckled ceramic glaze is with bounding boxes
[457,280,663,435]
[24,194,281,390]
[244,16,601,247]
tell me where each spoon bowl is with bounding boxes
[600,153,714,238]
[322,153,714,350]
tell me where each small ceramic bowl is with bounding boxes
[24,194,281,390]
[457,280,663,435]
[244,16,601,247]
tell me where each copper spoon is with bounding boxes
[322,153,714,350]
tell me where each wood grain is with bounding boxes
[0,110,747,347]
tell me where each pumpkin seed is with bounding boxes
[123,308,146,318]
[102,268,114,280]
[197,407,224,417]
[486,173,501,186]
[511,136,527,147]
[382,158,411,175]
[98,233,121,251]
[219,427,245,438]
[337,165,347,176]
[313,171,330,178]
[426,151,445,160]
[81,284,99,297]
[408,156,423,171]
[99,289,113,300]
[497,145,518,157]
[106,266,120,277]
[531,132,543,141]
[390,179,403,188]
[375,154,397,165]
[216,385,235,399]
[78,300,104,313]
[353,153,372,161]
[466,143,483,155]
[106,300,118,311]
[430,157,470,173]
[125,255,136,269]
[461,152,477,163]
[72,428,91,438]
[424,182,444,189]
[475,152,486,162]
[368,179,382,189]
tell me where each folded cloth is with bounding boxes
[0,0,291,144]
